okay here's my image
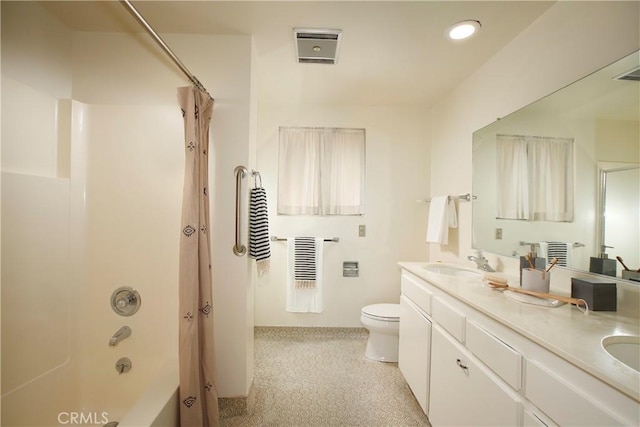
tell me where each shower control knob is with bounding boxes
[110,287,141,317]
[115,357,132,374]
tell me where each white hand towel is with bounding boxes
[286,237,323,313]
[426,196,457,244]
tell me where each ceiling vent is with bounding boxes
[294,28,342,65]
[614,66,640,81]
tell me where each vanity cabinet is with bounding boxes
[398,268,639,427]
[398,296,431,414]
[429,324,521,426]
[398,272,433,415]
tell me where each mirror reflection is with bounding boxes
[473,50,639,282]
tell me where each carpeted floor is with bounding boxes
[221,327,431,427]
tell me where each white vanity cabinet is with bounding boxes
[429,323,521,426]
[398,272,433,415]
[398,267,639,427]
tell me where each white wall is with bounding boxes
[254,104,429,327]
[428,1,639,286]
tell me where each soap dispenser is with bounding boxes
[589,246,617,277]
[519,244,546,286]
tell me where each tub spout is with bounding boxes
[109,326,132,346]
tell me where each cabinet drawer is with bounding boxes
[401,271,432,315]
[432,297,465,342]
[525,360,624,426]
[466,320,522,390]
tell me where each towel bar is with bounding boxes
[270,236,339,243]
[419,193,476,202]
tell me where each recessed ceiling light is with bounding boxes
[447,20,481,41]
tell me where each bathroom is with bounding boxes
[1,1,638,426]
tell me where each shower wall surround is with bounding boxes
[1,5,255,424]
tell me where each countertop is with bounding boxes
[398,261,640,402]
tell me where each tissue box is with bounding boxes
[571,277,617,311]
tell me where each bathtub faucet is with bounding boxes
[109,326,132,346]
[468,250,495,272]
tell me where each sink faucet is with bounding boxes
[109,326,132,346]
[468,250,495,272]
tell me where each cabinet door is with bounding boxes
[429,325,521,427]
[398,295,431,415]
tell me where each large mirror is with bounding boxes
[473,50,639,282]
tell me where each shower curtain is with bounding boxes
[177,86,219,426]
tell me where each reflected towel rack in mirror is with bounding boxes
[418,193,476,203]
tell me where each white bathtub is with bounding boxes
[118,360,179,427]
[0,359,179,427]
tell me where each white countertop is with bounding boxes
[398,261,640,402]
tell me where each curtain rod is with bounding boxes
[119,0,210,95]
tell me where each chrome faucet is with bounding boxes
[109,326,132,346]
[468,250,495,272]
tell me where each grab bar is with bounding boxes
[233,166,248,256]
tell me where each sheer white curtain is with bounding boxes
[278,127,365,215]
[497,134,574,222]
[497,135,530,219]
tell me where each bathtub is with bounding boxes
[118,359,179,427]
[0,359,179,427]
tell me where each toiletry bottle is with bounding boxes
[589,246,617,277]
[519,244,546,286]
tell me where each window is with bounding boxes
[278,127,365,215]
[496,134,574,222]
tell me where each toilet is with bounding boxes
[360,303,401,362]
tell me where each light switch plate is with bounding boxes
[359,225,366,237]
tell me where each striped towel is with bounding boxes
[249,187,271,275]
[546,241,570,267]
[294,237,317,289]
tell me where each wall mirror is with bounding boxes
[472,50,639,282]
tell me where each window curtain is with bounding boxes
[278,127,365,215]
[177,86,219,427]
[497,134,574,222]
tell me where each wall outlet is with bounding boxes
[495,228,503,240]
[359,225,366,237]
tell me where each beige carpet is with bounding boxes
[221,327,430,427]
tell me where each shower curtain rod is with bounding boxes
[119,0,210,95]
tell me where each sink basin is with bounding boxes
[602,335,640,372]
[422,264,482,278]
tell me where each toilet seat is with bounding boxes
[361,303,400,322]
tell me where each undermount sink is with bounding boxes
[602,335,640,372]
[422,263,482,278]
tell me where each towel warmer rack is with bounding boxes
[233,166,248,256]
[270,236,340,243]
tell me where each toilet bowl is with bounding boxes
[360,303,401,362]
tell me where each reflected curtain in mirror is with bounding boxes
[497,134,574,222]
[278,127,365,215]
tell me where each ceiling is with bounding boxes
[40,1,555,107]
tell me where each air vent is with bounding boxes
[614,66,640,81]
[294,28,342,65]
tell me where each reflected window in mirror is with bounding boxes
[496,134,574,222]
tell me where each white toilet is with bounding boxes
[360,303,401,362]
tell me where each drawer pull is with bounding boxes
[456,358,469,372]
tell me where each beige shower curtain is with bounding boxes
[178,86,219,426]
